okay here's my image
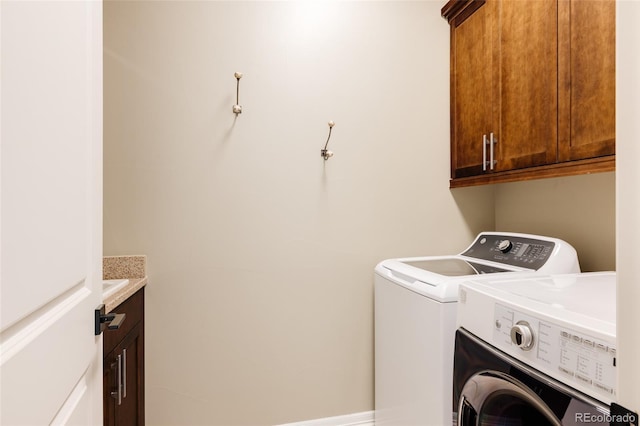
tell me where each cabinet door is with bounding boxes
[495,0,558,172]
[120,323,145,426]
[103,288,145,426]
[450,0,494,178]
[558,0,615,161]
[104,323,145,426]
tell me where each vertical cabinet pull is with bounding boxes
[110,350,128,405]
[110,354,123,405]
[482,133,498,172]
[122,349,127,398]
[482,134,488,171]
[489,132,496,170]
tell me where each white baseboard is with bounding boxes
[276,410,374,426]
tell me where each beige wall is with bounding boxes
[616,0,640,414]
[103,2,494,425]
[104,1,620,424]
[494,172,616,272]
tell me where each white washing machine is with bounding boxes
[454,272,617,425]
[374,232,580,426]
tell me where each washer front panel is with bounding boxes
[493,303,616,404]
[453,329,611,426]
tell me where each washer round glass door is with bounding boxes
[458,371,562,426]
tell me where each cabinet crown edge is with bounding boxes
[442,0,485,22]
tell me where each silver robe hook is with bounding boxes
[321,121,335,160]
[233,72,243,115]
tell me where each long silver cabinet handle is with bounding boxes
[110,354,123,405]
[482,134,487,171]
[122,349,127,399]
[490,132,497,170]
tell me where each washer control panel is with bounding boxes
[493,303,616,403]
[462,234,555,270]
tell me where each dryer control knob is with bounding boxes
[510,321,534,351]
[498,239,513,253]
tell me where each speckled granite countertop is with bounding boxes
[103,255,148,313]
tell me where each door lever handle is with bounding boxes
[95,304,126,335]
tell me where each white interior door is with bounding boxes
[0,1,103,424]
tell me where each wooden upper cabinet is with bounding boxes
[558,0,616,162]
[442,0,615,188]
[448,0,493,178]
[497,0,558,172]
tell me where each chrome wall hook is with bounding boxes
[321,121,335,160]
[233,72,243,115]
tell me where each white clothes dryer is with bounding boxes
[454,272,617,425]
[374,232,580,426]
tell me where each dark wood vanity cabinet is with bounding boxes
[103,288,145,426]
[442,0,615,187]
